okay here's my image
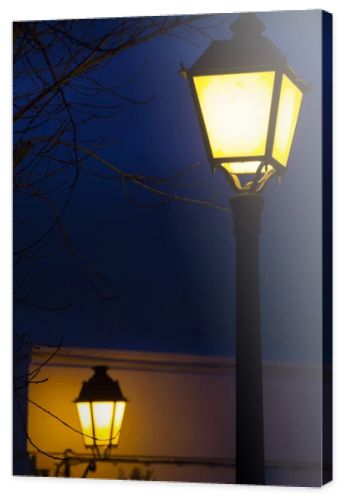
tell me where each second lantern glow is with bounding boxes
[75,366,127,458]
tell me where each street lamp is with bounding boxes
[75,366,127,460]
[182,13,305,485]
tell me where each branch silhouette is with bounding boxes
[13,15,232,470]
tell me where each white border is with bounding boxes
[1,1,347,499]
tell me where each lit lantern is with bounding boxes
[182,13,306,192]
[75,366,127,458]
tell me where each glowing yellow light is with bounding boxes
[221,161,274,175]
[92,402,114,446]
[111,401,126,445]
[272,74,303,167]
[193,72,275,159]
[77,400,126,448]
[76,402,94,446]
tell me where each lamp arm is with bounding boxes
[82,459,97,478]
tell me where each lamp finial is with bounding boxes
[230,13,265,38]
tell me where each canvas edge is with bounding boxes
[321,9,333,487]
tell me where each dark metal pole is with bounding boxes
[230,194,265,485]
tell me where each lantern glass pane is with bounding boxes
[193,72,275,159]
[222,161,262,174]
[111,401,126,445]
[76,402,94,446]
[92,401,114,446]
[272,74,303,166]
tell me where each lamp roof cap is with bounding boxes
[188,13,285,73]
[75,365,127,403]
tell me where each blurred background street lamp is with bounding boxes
[182,12,305,484]
[75,365,127,460]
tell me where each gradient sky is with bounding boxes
[14,10,327,363]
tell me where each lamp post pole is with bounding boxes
[184,12,305,485]
[231,194,265,485]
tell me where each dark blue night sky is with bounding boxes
[14,11,325,363]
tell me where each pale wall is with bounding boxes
[26,347,328,485]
